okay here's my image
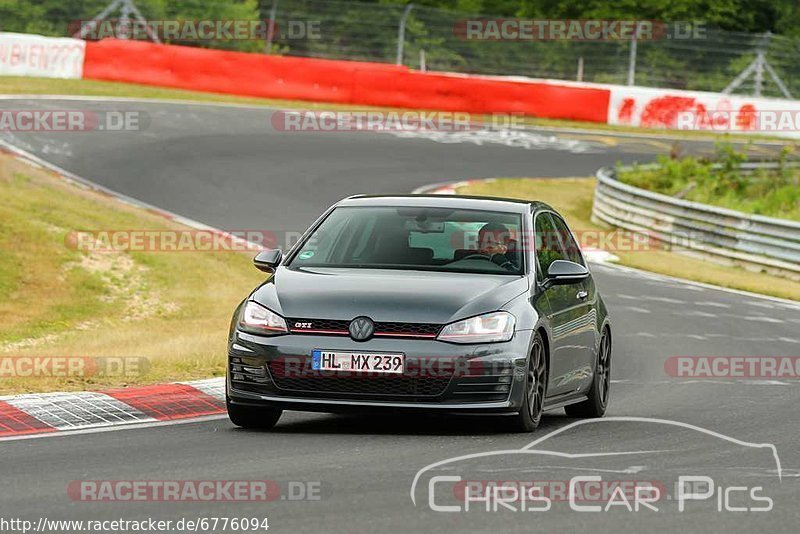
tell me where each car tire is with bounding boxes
[565,328,611,419]
[509,331,547,432]
[227,400,283,430]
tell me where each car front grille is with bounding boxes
[266,358,451,399]
[286,318,441,339]
[231,355,512,404]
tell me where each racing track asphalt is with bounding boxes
[1,98,799,533]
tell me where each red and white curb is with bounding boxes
[413,179,619,264]
[0,378,226,438]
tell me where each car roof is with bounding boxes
[337,194,554,214]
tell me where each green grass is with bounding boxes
[618,147,800,220]
[457,177,800,301]
[0,154,264,394]
[0,76,793,143]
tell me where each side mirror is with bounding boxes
[543,260,589,288]
[253,249,283,273]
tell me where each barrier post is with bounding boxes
[396,3,415,66]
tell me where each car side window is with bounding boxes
[549,214,585,266]
[534,213,567,280]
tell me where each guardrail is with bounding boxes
[592,165,800,280]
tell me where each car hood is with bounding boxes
[251,266,529,324]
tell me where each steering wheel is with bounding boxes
[459,252,516,271]
[459,253,495,262]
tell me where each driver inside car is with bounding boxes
[462,222,518,271]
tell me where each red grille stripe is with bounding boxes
[289,329,438,338]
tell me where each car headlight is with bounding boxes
[437,311,515,344]
[239,301,288,335]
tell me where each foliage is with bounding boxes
[618,144,800,220]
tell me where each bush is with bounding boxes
[617,144,800,221]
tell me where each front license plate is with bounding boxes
[311,350,404,374]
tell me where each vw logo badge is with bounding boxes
[349,316,374,341]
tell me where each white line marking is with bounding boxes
[622,306,651,314]
[742,316,785,324]
[747,301,780,310]
[682,310,718,318]
[695,301,731,308]
[644,296,686,304]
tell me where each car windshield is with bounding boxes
[287,206,524,275]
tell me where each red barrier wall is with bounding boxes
[84,39,609,123]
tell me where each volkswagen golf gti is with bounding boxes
[226,195,611,432]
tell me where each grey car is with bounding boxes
[227,195,611,432]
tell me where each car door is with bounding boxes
[547,213,597,394]
[534,212,593,397]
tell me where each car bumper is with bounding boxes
[226,329,534,414]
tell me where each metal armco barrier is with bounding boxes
[592,166,800,280]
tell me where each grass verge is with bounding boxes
[0,153,263,394]
[0,76,792,143]
[457,177,800,301]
